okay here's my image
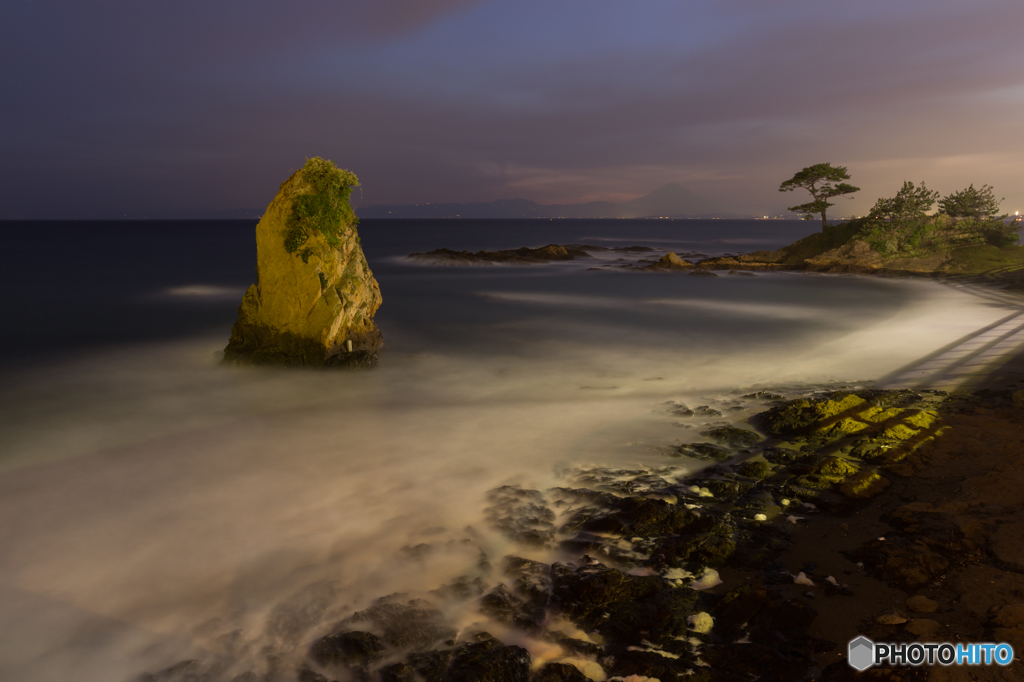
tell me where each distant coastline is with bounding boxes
[355,183,787,220]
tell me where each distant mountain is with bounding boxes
[620,183,714,217]
[355,183,732,219]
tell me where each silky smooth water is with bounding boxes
[0,219,1018,681]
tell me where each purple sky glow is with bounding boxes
[2,0,1023,218]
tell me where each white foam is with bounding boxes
[689,569,723,590]
[793,572,816,586]
[688,612,714,634]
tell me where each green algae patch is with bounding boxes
[755,394,867,438]
[849,409,944,463]
[816,416,869,438]
[881,423,924,441]
[904,409,940,430]
[753,394,945,464]
[858,405,904,423]
[813,456,859,479]
[840,470,891,499]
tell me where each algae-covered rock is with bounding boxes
[224,157,383,368]
[813,456,859,479]
[753,394,943,465]
[738,461,772,479]
[754,393,867,438]
[671,442,732,462]
[840,469,890,499]
[701,426,762,447]
[792,456,860,490]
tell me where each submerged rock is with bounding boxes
[701,426,761,448]
[377,633,530,682]
[332,596,456,650]
[224,157,383,368]
[309,630,386,668]
[672,442,732,462]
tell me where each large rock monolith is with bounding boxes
[223,157,383,368]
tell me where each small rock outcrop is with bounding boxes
[224,158,383,368]
[804,239,951,273]
[407,244,592,265]
[641,252,693,271]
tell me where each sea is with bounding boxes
[0,218,1019,681]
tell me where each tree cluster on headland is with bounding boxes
[407,162,1024,283]
[779,163,1020,259]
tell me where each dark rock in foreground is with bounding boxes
[138,388,1024,681]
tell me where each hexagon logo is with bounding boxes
[848,636,875,671]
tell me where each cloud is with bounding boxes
[343,0,483,36]
[3,0,1024,217]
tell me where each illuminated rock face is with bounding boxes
[224,167,383,368]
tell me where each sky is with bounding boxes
[2,0,1023,219]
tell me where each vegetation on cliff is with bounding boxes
[859,181,1015,258]
[283,157,360,264]
[709,171,1024,279]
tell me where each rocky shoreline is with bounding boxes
[139,386,1024,682]
[406,244,668,266]
[405,227,1024,288]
